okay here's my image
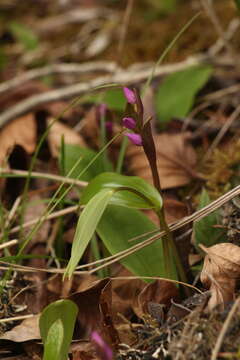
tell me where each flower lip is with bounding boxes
[125,132,142,146]
[123,87,136,104]
[91,331,113,360]
[122,117,136,130]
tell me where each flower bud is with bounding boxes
[123,87,136,104]
[122,117,136,130]
[126,132,142,146]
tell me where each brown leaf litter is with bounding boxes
[200,242,240,311]
[126,132,198,190]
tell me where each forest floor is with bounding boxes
[0,1,240,359]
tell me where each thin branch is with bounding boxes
[203,103,240,160]
[88,184,240,274]
[5,204,80,236]
[0,168,88,188]
[200,0,235,57]
[0,55,205,128]
[0,239,18,250]
[0,313,35,324]
[0,62,120,96]
[36,7,116,34]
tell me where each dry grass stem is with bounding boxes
[0,239,18,250]
[0,314,35,324]
[211,297,240,360]
[0,168,88,188]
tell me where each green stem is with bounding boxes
[116,136,128,173]
[143,143,187,283]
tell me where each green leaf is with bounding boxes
[193,188,224,248]
[234,0,240,10]
[9,22,39,51]
[62,144,112,182]
[81,172,162,210]
[40,299,78,360]
[86,88,126,111]
[97,205,165,279]
[155,65,213,124]
[64,189,114,278]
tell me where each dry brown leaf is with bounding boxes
[47,118,86,157]
[0,114,36,166]
[200,243,240,310]
[0,315,40,342]
[133,280,178,320]
[23,194,50,248]
[69,278,110,337]
[126,132,197,189]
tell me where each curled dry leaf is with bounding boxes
[134,280,178,320]
[47,118,86,157]
[0,315,40,342]
[0,114,36,166]
[200,243,240,310]
[126,132,197,189]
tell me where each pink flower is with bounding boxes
[123,87,136,104]
[122,117,136,130]
[91,331,113,360]
[126,133,142,146]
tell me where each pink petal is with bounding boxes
[123,87,136,104]
[125,132,142,146]
[122,117,136,130]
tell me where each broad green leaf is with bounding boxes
[62,144,112,182]
[86,89,125,111]
[155,65,213,124]
[9,22,39,51]
[234,0,240,10]
[103,88,126,110]
[64,189,114,278]
[81,172,162,210]
[40,299,78,360]
[97,205,166,280]
[193,188,224,248]
[43,320,63,360]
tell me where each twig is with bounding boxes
[200,0,235,57]
[211,297,240,360]
[4,196,21,228]
[0,313,35,323]
[0,62,120,96]
[4,204,80,236]
[36,7,116,34]
[0,168,88,188]
[0,239,18,250]
[203,103,240,160]
[88,183,240,274]
[0,55,206,128]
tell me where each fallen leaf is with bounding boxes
[68,278,110,336]
[47,118,86,157]
[23,194,50,248]
[126,132,197,189]
[0,114,36,166]
[71,341,98,360]
[200,243,240,310]
[0,315,40,342]
[134,280,178,320]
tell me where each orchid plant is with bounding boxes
[64,86,186,283]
